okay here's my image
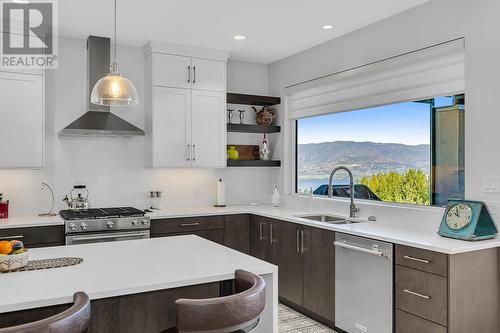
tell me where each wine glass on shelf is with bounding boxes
[238,110,245,125]
[227,109,234,124]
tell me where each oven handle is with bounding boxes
[70,232,149,242]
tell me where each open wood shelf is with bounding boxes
[227,93,281,106]
[227,160,281,167]
[227,123,281,133]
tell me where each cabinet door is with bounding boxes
[249,215,268,261]
[153,87,191,167]
[154,54,191,89]
[224,215,250,254]
[0,71,43,168]
[270,219,304,306]
[302,226,336,323]
[191,90,226,167]
[191,58,226,92]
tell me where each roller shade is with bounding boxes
[286,39,465,120]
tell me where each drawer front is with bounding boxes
[152,229,224,245]
[0,226,64,247]
[395,245,448,277]
[395,309,447,333]
[151,216,224,235]
[395,265,448,326]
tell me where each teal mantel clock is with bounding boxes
[438,199,498,241]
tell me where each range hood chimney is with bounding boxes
[58,36,145,137]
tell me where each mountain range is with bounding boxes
[297,141,430,179]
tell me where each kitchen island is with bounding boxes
[0,235,278,332]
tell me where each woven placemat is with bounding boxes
[1,257,83,273]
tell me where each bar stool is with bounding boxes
[165,269,266,333]
[0,292,91,333]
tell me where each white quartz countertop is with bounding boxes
[148,205,500,255]
[0,235,277,314]
[0,215,64,229]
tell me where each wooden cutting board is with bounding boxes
[227,145,260,160]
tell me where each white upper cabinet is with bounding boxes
[191,57,226,92]
[0,71,44,168]
[145,42,228,168]
[191,90,226,167]
[154,54,191,89]
[152,87,191,168]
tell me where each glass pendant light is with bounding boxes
[91,0,139,106]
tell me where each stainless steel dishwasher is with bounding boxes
[334,233,393,333]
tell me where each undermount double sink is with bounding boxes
[295,214,365,225]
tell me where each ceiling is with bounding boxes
[58,0,430,64]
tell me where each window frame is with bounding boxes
[293,95,465,208]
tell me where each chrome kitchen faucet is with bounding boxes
[328,166,360,218]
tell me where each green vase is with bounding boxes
[227,146,239,160]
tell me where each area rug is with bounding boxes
[278,303,337,333]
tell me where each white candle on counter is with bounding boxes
[215,179,226,207]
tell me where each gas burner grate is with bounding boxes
[60,207,146,220]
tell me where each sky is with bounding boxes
[297,97,453,146]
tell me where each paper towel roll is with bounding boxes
[216,179,226,206]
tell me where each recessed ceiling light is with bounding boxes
[322,25,334,30]
[12,0,30,3]
[233,34,246,40]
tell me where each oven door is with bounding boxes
[66,230,150,245]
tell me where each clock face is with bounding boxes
[446,203,473,230]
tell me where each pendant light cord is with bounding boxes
[113,0,117,65]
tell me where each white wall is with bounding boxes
[268,0,500,218]
[0,37,277,216]
[227,59,268,95]
[464,0,500,208]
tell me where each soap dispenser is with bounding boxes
[272,184,280,207]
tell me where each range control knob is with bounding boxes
[107,221,114,229]
[69,223,77,231]
[142,219,149,225]
[80,223,88,230]
[132,220,139,226]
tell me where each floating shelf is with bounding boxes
[227,160,281,167]
[227,124,281,134]
[227,93,281,106]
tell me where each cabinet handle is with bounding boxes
[269,224,274,245]
[180,222,200,227]
[187,65,191,83]
[192,144,196,161]
[259,222,264,241]
[187,144,191,161]
[403,255,431,264]
[0,235,23,240]
[301,230,305,254]
[193,66,196,84]
[296,230,300,253]
[403,289,431,300]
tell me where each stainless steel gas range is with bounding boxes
[60,207,150,245]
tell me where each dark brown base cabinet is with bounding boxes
[151,215,250,252]
[395,245,499,333]
[250,215,335,326]
[0,225,64,248]
[0,282,219,333]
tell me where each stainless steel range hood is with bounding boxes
[58,36,145,137]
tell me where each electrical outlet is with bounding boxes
[193,185,201,197]
[482,176,500,193]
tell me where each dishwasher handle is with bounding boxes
[334,241,385,257]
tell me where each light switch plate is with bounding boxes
[482,176,500,193]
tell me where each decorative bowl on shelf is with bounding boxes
[0,251,29,272]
